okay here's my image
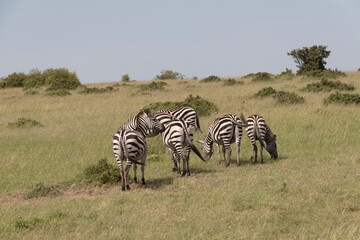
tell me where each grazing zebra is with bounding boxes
[112,109,164,190]
[198,114,248,166]
[243,114,278,163]
[154,106,201,132]
[152,110,196,172]
[161,119,205,176]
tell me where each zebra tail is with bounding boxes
[189,142,206,162]
[239,113,248,126]
[195,114,202,132]
[254,121,265,148]
[119,136,145,166]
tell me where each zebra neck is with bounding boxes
[264,126,274,144]
[205,130,213,147]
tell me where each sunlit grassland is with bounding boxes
[1,72,360,239]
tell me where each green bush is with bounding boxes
[288,45,330,75]
[8,118,44,128]
[155,70,184,80]
[23,69,46,89]
[139,81,167,91]
[254,87,277,98]
[79,86,116,94]
[44,68,81,91]
[223,78,244,86]
[200,75,221,83]
[324,93,360,105]
[301,79,354,92]
[1,72,27,88]
[46,89,71,97]
[144,94,218,117]
[273,91,305,104]
[15,217,46,230]
[82,158,121,186]
[122,74,130,82]
[252,72,273,82]
[23,182,62,200]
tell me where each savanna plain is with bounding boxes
[1,72,360,239]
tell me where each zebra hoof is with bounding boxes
[172,168,177,172]
[187,172,191,176]
[122,186,126,191]
[181,172,186,176]
[141,178,146,185]
[225,162,230,167]
[134,177,138,183]
[126,185,130,190]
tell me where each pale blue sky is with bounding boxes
[1,0,359,83]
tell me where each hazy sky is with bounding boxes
[1,0,359,83]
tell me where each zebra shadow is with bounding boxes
[143,176,174,190]
[189,166,217,175]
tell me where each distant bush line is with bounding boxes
[324,93,360,105]
[254,87,305,104]
[0,68,81,91]
[79,86,116,94]
[301,79,354,92]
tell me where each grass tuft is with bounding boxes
[8,118,44,128]
[200,75,221,83]
[46,89,71,97]
[254,87,277,98]
[223,78,244,86]
[81,158,121,186]
[273,91,305,104]
[139,81,167,91]
[23,182,62,200]
[79,86,116,94]
[15,217,45,230]
[252,72,273,82]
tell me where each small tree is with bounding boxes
[121,74,130,82]
[287,45,331,75]
[155,70,184,80]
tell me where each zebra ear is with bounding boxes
[273,135,277,140]
[197,140,204,144]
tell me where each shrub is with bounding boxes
[23,182,62,200]
[82,158,121,186]
[288,45,330,75]
[23,69,46,89]
[301,79,354,92]
[254,87,277,98]
[139,81,167,91]
[8,118,44,128]
[15,217,46,230]
[273,91,305,104]
[200,75,221,83]
[122,74,130,82]
[46,89,71,97]
[324,93,360,105]
[44,68,81,90]
[252,72,273,82]
[223,78,244,86]
[79,86,116,94]
[155,70,184,80]
[144,94,218,117]
[1,72,27,88]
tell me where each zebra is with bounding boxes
[198,114,248,166]
[243,114,278,163]
[152,110,197,172]
[161,119,205,176]
[112,109,164,190]
[154,106,201,132]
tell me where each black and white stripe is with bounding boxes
[112,109,164,190]
[161,119,205,176]
[198,114,247,166]
[244,114,278,163]
[154,106,201,132]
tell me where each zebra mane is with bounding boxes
[135,108,152,129]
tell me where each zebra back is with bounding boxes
[154,106,201,131]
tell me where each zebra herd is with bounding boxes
[112,107,278,191]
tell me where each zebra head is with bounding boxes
[265,134,278,159]
[197,131,213,161]
[137,108,165,137]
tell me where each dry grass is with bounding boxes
[1,72,360,239]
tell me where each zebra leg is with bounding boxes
[260,143,264,164]
[224,142,232,167]
[133,163,138,183]
[222,145,226,164]
[180,152,187,176]
[236,140,240,166]
[253,143,258,163]
[186,146,191,176]
[141,151,147,185]
[125,161,132,190]
[169,148,178,172]
[215,143,222,164]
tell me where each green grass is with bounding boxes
[1,73,360,239]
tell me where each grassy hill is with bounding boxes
[1,72,360,239]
